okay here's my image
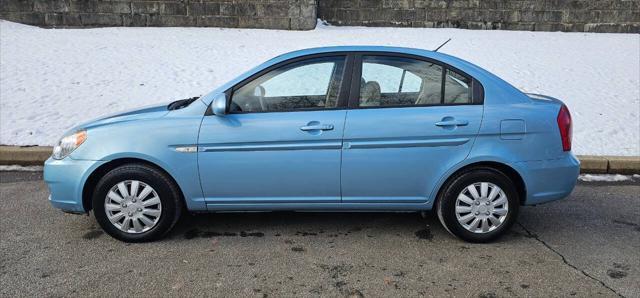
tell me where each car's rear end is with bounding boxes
[511,93,580,205]
[431,52,581,207]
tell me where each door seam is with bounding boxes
[338,110,349,203]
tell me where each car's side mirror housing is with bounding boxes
[212,93,227,116]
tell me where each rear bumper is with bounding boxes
[512,153,580,205]
[44,157,105,213]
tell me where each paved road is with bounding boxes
[1,172,638,297]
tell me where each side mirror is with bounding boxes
[212,93,227,116]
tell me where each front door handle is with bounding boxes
[435,119,469,127]
[300,124,334,131]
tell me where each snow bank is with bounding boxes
[578,174,636,182]
[1,21,638,155]
[0,165,44,172]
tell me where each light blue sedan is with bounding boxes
[44,46,579,242]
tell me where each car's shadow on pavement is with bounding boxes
[162,210,530,245]
[168,211,437,240]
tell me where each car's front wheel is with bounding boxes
[436,168,519,243]
[92,164,183,242]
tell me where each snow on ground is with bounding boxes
[1,20,639,155]
[578,174,639,182]
[0,165,44,171]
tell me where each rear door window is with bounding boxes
[358,55,474,107]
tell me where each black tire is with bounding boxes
[436,167,519,243]
[92,163,183,242]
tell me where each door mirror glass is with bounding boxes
[212,93,227,115]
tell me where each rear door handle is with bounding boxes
[300,124,334,131]
[435,120,469,127]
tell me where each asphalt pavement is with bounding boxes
[0,171,638,297]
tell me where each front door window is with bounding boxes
[230,56,346,113]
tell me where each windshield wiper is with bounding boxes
[167,96,199,110]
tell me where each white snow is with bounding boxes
[1,20,639,156]
[0,165,44,172]
[578,174,636,182]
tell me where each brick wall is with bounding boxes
[318,0,640,33]
[1,0,638,32]
[0,0,317,30]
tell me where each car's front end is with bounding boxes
[43,100,202,214]
[44,155,105,213]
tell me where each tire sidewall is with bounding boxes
[92,165,181,242]
[438,168,519,243]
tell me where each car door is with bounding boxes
[198,55,351,209]
[341,54,483,204]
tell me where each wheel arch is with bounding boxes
[433,161,527,207]
[82,158,185,212]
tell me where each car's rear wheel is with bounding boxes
[92,164,182,242]
[436,168,519,243]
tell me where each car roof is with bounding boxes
[276,45,433,56]
[269,46,490,82]
[273,46,444,63]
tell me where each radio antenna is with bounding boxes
[434,38,452,52]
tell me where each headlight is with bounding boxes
[52,130,87,160]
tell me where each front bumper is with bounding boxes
[44,157,105,213]
[512,153,580,205]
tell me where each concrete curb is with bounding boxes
[0,146,53,166]
[1,146,639,174]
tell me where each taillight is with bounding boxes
[557,104,572,151]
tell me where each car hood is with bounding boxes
[73,103,169,131]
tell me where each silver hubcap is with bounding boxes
[455,182,509,234]
[104,180,162,234]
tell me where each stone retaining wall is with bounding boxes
[0,0,316,30]
[318,0,640,33]
[1,0,638,33]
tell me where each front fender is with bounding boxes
[68,115,207,211]
[44,157,107,213]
